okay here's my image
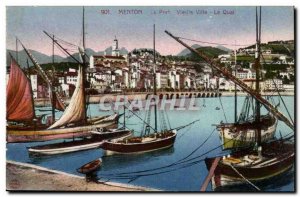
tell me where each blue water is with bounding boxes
[6,96,295,192]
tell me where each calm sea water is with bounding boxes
[6,96,295,192]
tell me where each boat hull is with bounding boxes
[7,121,117,143]
[77,158,102,174]
[101,130,177,155]
[28,130,132,155]
[205,143,294,190]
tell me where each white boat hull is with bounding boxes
[28,141,104,155]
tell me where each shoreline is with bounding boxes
[6,160,159,192]
[34,91,295,106]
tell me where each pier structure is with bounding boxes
[146,91,221,100]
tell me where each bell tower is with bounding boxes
[112,36,120,56]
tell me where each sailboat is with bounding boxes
[217,49,277,150]
[6,54,119,143]
[100,25,177,155]
[28,95,132,156]
[165,7,294,191]
[6,8,122,143]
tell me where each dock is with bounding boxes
[6,160,159,191]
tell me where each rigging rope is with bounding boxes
[99,125,218,178]
[98,129,294,182]
[165,110,172,129]
[229,164,261,191]
[261,55,294,125]
[176,128,216,163]
[177,36,253,47]
[218,96,228,123]
[176,123,193,140]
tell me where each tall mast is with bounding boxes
[165,31,294,130]
[16,37,18,64]
[82,6,88,123]
[234,48,237,123]
[123,93,126,129]
[255,7,262,145]
[153,24,158,132]
[51,35,56,123]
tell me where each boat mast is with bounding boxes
[82,6,88,124]
[153,24,158,132]
[14,39,36,120]
[16,37,18,64]
[51,35,56,122]
[234,46,237,123]
[165,31,293,130]
[255,7,262,145]
[123,93,126,129]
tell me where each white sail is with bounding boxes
[48,65,86,129]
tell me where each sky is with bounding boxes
[6,6,294,56]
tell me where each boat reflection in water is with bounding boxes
[100,147,175,171]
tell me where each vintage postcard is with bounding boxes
[6,6,295,192]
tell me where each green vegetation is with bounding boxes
[244,42,294,56]
[188,46,227,61]
[166,45,228,62]
[164,55,188,61]
[263,64,289,71]
[236,55,255,62]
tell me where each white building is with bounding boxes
[112,36,120,57]
[61,84,70,97]
[283,84,294,92]
[235,69,256,79]
[218,54,232,64]
[156,72,161,89]
[279,72,290,79]
[168,69,180,89]
[264,79,283,91]
[129,62,141,88]
[123,68,129,87]
[65,71,78,86]
[30,74,38,98]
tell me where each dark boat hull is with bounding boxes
[101,130,177,155]
[77,158,102,174]
[205,142,294,190]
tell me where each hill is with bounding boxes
[177,44,202,56]
[6,49,66,68]
[187,46,228,61]
[7,46,129,67]
[243,40,294,57]
[216,45,232,52]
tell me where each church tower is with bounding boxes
[112,36,120,56]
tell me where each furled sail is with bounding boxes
[48,65,86,129]
[7,58,35,121]
[50,91,66,111]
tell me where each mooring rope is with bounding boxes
[218,96,228,123]
[229,164,261,191]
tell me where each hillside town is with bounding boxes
[12,37,295,99]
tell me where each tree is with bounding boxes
[282,76,289,84]
[264,70,276,79]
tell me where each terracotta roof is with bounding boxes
[94,55,125,60]
[243,79,257,82]
[65,72,78,76]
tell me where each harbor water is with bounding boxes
[6,96,295,191]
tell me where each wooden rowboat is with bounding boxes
[77,158,102,174]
